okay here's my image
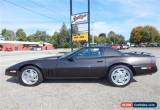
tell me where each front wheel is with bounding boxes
[19,66,43,86]
[108,65,133,87]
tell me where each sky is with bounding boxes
[0,0,160,40]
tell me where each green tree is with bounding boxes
[130,26,143,44]
[1,29,15,40]
[27,34,36,41]
[117,34,125,44]
[141,26,152,43]
[94,36,100,44]
[35,31,50,42]
[95,36,107,44]
[50,32,61,48]
[154,35,160,43]
[108,31,116,44]
[130,25,160,43]
[59,23,70,48]
[27,31,51,42]
[99,33,106,38]
[45,23,71,48]
[106,37,111,43]
[108,31,125,44]
[141,25,160,43]
[94,34,111,44]
[16,28,27,41]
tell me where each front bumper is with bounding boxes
[134,64,158,76]
[5,68,18,76]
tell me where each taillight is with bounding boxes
[146,64,153,70]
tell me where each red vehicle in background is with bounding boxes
[112,44,120,50]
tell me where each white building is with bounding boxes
[0,35,5,41]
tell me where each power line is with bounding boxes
[29,0,69,23]
[2,0,60,21]
[29,0,55,14]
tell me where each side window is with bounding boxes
[90,48,101,57]
[73,48,90,58]
[73,48,102,58]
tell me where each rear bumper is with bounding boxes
[134,64,157,76]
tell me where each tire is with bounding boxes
[19,66,43,86]
[108,65,133,87]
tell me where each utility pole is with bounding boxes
[70,0,73,51]
[88,0,90,46]
[70,0,90,48]
[91,20,95,44]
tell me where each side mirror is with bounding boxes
[67,57,74,62]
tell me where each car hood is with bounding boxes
[35,56,61,61]
[7,56,62,70]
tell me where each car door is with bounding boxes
[55,47,106,78]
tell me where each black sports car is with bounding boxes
[5,46,157,87]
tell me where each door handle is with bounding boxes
[97,60,103,63]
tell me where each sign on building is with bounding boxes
[72,32,88,42]
[71,12,88,24]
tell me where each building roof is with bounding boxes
[0,41,52,45]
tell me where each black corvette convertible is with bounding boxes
[5,46,157,87]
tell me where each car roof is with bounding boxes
[103,48,123,56]
[82,46,123,56]
[84,45,111,48]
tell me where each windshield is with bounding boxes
[59,48,82,59]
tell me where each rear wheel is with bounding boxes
[19,66,43,86]
[108,65,133,87]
